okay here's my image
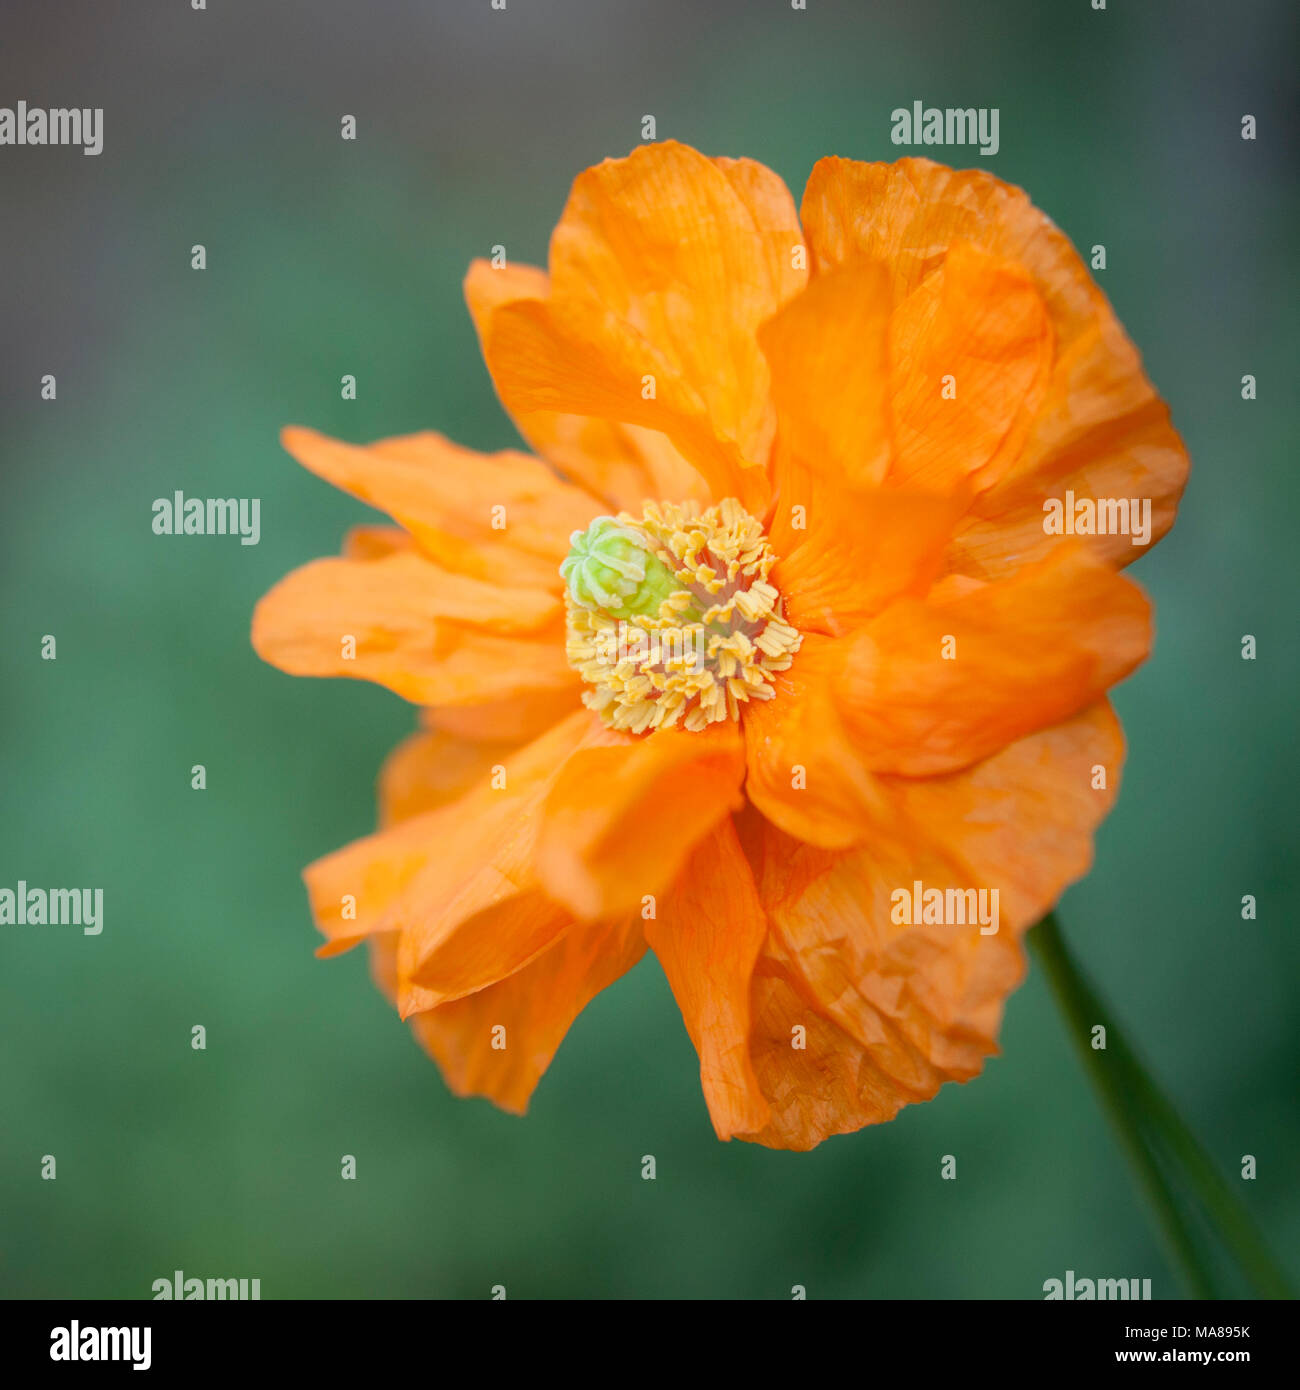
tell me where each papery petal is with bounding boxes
[303,710,597,963]
[390,710,615,1005]
[376,726,522,827]
[407,915,647,1113]
[475,142,807,514]
[741,633,883,851]
[536,719,747,920]
[769,480,965,637]
[281,426,601,588]
[800,156,1188,574]
[466,262,709,510]
[647,819,771,1139]
[887,240,1052,493]
[835,543,1150,775]
[736,701,1123,1148]
[251,551,578,706]
[341,524,415,561]
[758,261,893,489]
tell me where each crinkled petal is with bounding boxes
[836,542,1150,776]
[758,260,893,489]
[647,819,771,1139]
[735,701,1123,1148]
[887,240,1052,493]
[536,719,747,920]
[368,916,646,1115]
[475,142,806,514]
[390,711,616,1005]
[741,633,885,850]
[466,261,707,510]
[800,156,1188,575]
[251,551,577,706]
[281,426,601,588]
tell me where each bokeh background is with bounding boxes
[2,0,1296,1299]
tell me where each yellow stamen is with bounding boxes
[561,499,803,733]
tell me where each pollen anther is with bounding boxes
[561,499,803,733]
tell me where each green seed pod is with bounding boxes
[560,517,682,620]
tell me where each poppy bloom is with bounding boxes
[252,142,1187,1149]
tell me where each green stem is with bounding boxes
[1030,914,1295,1300]
[1031,913,1213,1296]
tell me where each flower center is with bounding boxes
[560,499,802,733]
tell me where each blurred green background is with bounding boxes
[2,0,1296,1299]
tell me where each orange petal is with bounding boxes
[341,524,414,561]
[759,261,893,490]
[304,805,451,958]
[647,819,771,1139]
[743,932,919,1149]
[735,701,1123,1149]
[769,481,966,637]
[388,711,615,1005]
[476,142,807,513]
[536,719,748,920]
[407,915,647,1115]
[886,241,1052,493]
[376,726,522,827]
[401,891,572,1011]
[281,426,601,588]
[422,687,584,744]
[835,543,1150,775]
[465,260,705,510]
[741,633,884,851]
[303,710,597,963]
[251,551,578,706]
[800,156,1189,574]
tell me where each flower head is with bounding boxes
[252,142,1188,1149]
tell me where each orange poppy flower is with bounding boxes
[252,142,1188,1149]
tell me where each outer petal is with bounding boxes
[835,542,1151,776]
[390,711,618,1005]
[359,714,646,1117]
[744,546,1146,843]
[422,689,584,745]
[768,478,966,637]
[758,260,971,636]
[406,916,647,1114]
[536,719,747,920]
[887,241,1052,493]
[800,156,1189,575]
[742,633,885,850]
[465,261,706,509]
[305,805,447,960]
[251,551,578,707]
[757,260,893,490]
[280,427,601,589]
[736,701,1124,1149]
[376,725,522,827]
[341,524,414,561]
[476,142,807,514]
[303,710,599,962]
[367,917,646,1115]
[647,820,771,1139]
